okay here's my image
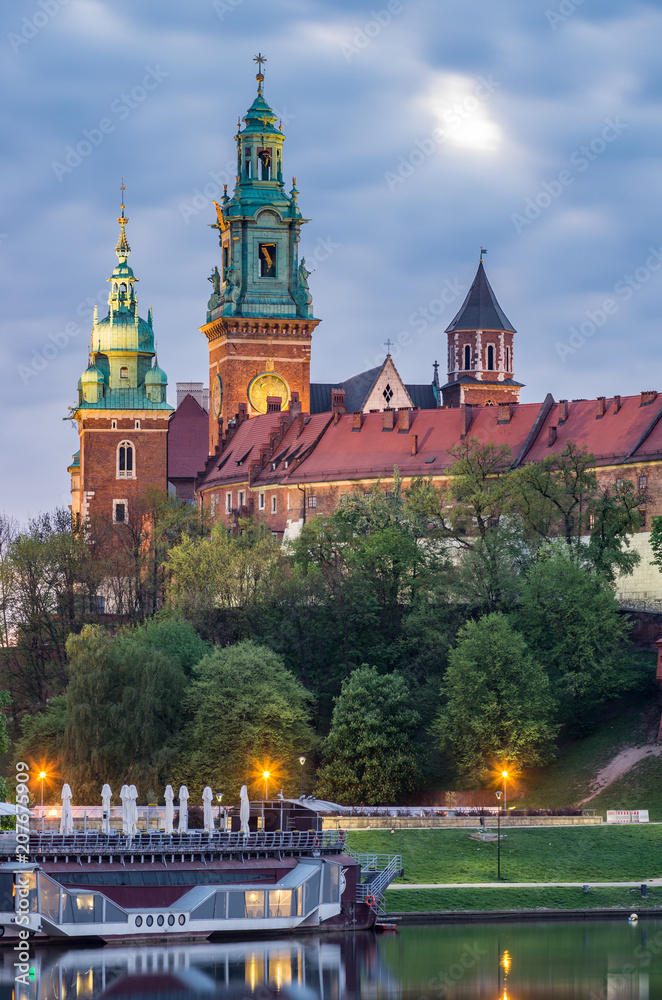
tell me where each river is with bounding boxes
[9,918,662,998]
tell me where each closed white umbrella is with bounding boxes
[101,784,112,835]
[128,785,138,836]
[240,785,250,836]
[178,785,189,833]
[164,785,174,835]
[120,785,130,834]
[60,784,74,835]
[202,786,214,834]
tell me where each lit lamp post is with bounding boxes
[263,771,270,801]
[495,790,502,880]
[39,771,47,808]
[299,757,306,796]
[502,770,508,812]
[215,792,223,831]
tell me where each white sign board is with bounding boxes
[606,810,649,824]
[631,810,649,823]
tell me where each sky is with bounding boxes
[2,0,662,522]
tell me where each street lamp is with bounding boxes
[263,771,270,801]
[495,790,502,881]
[502,771,508,812]
[298,757,306,796]
[215,792,223,831]
[39,771,47,808]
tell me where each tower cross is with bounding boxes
[385,339,394,355]
[253,53,267,73]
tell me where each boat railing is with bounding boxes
[24,828,348,858]
[348,852,403,902]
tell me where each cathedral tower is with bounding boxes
[441,258,523,408]
[200,56,320,455]
[68,198,173,525]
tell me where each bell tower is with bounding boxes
[201,55,320,455]
[441,253,523,408]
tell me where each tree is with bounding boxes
[315,666,422,805]
[64,625,187,799]
[513,544,635,726]
[442,438,514,544]
[120,613,209,675]
[175,640,315,801]
[13,696,67,802]
[433,613,558,785]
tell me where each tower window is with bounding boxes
[487,345,495,371]
[119,283,127,294]
[505,347,511,371]
[120,366,129,379]
[117,441,135,479]
[111,420,117,430]
[464,345,471,370]
[113,500,127,524]
[258,148,272,180]
[259,243,277,278]
[244,147,252,179]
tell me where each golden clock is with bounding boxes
[247,371,290,413]
[211,374,223,417]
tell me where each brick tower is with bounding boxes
[441,256,524,408]
[200,57,321,455]
[68,197,173,526]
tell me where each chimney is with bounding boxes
[460,403,472,439]
[641,391,657,406]
[497,402,511,424]
[288,391,301,415]
[248,461,261,485]
[331,389,346,414]
[411,434,418,456]
[268,430,279,453]
[382,409,395,431]
[596,396,606,419]
[352,411,363,432]
[266,396,282,413]
[397,408,411,432]
[613,394,621,413]
[297,412,306,436]
[548,425,557,446]
[259,446,269,465]
[237,402,248,425]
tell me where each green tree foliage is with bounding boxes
[442,438,514,543]
[166,523,280,643]
[64,625,187,799]
[433,613,558,785]
[13,696,67,801]
[513,545,635,726]
[315,666,422,804]
[120,613,209,675]
[175,640,315,801]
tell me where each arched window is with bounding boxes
[117,441,135,479]
[120,366,129,379]
[487,345,495,371]
[464,345,471,370]
[485,399,495,406]
[505,347,511,371]
[119,283,127,294]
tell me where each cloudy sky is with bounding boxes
[2,0,662,521]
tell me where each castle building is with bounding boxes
[68,202,172,525]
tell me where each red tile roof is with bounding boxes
[168,394,210,480]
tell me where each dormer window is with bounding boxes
[120,366,129,379]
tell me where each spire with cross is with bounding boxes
[253,52,266,93]
[384,339,394,356]
[115,178,130,260]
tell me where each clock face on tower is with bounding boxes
[211,375,223,417]
[247,371,290,413]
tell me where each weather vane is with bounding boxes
[480,245,487,262]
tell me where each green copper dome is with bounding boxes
[80,364,105,384]
[145,362,167,384]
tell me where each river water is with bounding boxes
[10,919,662,998]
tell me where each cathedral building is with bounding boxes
[68,65,662,605]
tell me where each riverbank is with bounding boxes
[384,886,661,913]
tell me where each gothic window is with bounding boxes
[487,345,495,371]
[113,500,127,524]
[120,366,129,379]
[258,148,272,180]
[117,441,135,479]
[382,383,394,404]
[505,347,511,371]
[259,243,277,277]
[464,345,471,370]
[485,399,495,406]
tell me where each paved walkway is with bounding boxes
[388,881,662,889]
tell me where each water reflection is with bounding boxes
[9,919,662,999]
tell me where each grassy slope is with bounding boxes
[346,826,662,884]
[385,886,659,911]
